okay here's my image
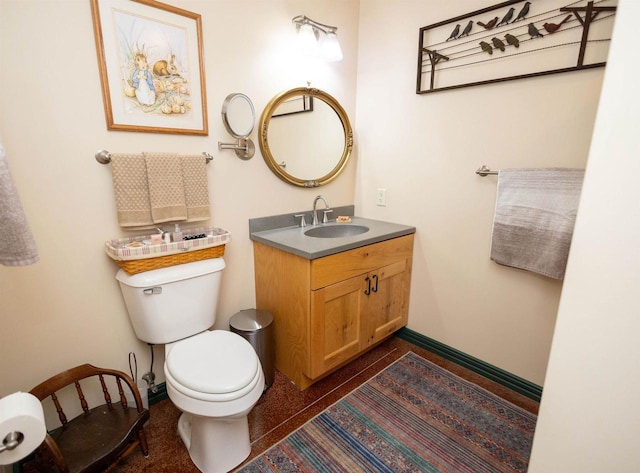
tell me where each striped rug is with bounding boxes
[236,352,537,473]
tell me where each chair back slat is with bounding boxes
[74,380,89,413]
[50,392,68,427]
[98,374,113,407]
[116,377,128,408]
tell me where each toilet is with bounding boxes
[116,258,264,473]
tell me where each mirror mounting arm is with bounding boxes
[218,138,255,160]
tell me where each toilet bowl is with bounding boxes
[115,258,264,472]
[165,330,264,472]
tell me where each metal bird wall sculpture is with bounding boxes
[477,16,499,30]
[528,22,544,38]
[492,37,506,52]
[513,2,531,22]
[504,33,520,48]
[447,24,460,41]
[459,20,474,38]
[543,15,572,34]
[479,41,493,55]
[497,7,515,26]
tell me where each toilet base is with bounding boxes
[177,412,251,473]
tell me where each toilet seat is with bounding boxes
[166,330,261,402]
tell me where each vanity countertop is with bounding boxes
[249,215,415,260]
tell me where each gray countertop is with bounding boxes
[249,215,416,260]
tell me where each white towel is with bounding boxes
[0,139,39,266]
[490,168,584,280]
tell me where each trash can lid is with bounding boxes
[230,309,273,332]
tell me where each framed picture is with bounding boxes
[272,95,314,118]
[416,0,617,94]
[91,0,208,135]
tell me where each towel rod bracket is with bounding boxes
[476,165,498,177]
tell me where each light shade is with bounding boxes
[292,15,343,62]
[297,23,320,56]
[321,31,343,62]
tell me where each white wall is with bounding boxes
[0,0,359,396]
[529,0,640,470]
[355,0,605,384]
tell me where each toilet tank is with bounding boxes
[116,258,226,344]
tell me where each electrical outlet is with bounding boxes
[376,188,387,206]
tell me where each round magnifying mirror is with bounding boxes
[221,93,255,138]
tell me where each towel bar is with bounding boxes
[95,149,214,165]
[475,165,498,177]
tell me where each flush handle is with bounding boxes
[143,287,162,295]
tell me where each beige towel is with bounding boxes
[0,140,39,266]
[110,154,154,227]
[181,154,211,222]
[490,168,584,280]
[143,152,188,224]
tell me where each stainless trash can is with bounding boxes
[229,309,274,390]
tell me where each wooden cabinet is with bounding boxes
[253,234,414,389]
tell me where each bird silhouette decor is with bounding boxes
[543,15,572,34]
[417,0,617,94]
[477,16,499,30]
[479,41,493,55]
[513,2,531,22]
[492,37,506,52]
[504,33,520,48]
[497,7,515,27]
[447,24,460,41]
[528,23,544,38]
[459,20,474,38]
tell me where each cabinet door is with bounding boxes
[308,275,365,379]
[364,259,409,346]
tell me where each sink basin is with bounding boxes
[304,224,370,238]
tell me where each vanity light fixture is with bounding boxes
[292,15,343,62]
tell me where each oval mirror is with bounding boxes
[259,87,353,187]
[222,93,255,138]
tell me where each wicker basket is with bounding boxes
[116,245,225,275]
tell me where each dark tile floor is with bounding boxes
[113,336,539,472]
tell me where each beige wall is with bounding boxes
[530,0,640,469]
[355,0,604,385]
[0,0,608,402]
[0,0,360,396]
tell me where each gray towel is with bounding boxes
[490,168,584,280]
[0,139,39,266]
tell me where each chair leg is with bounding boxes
[138,429,150,457]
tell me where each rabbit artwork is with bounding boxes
[153,54,178,77]
[131,49,156,106]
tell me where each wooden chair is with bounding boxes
[28,364,150,473]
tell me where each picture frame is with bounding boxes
[91,0,208,135]
[416,0,617,94]
[272,95,314,118]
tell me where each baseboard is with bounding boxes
[144,332,542,404]
[396,327,542,402]
[147,382,168,405]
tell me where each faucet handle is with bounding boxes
[322,209,333,223]
[294,213,307,227]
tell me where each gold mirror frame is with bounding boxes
[259,87,353,188]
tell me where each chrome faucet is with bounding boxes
[312,195,332,225]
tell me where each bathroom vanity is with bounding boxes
[250,212,415,389]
